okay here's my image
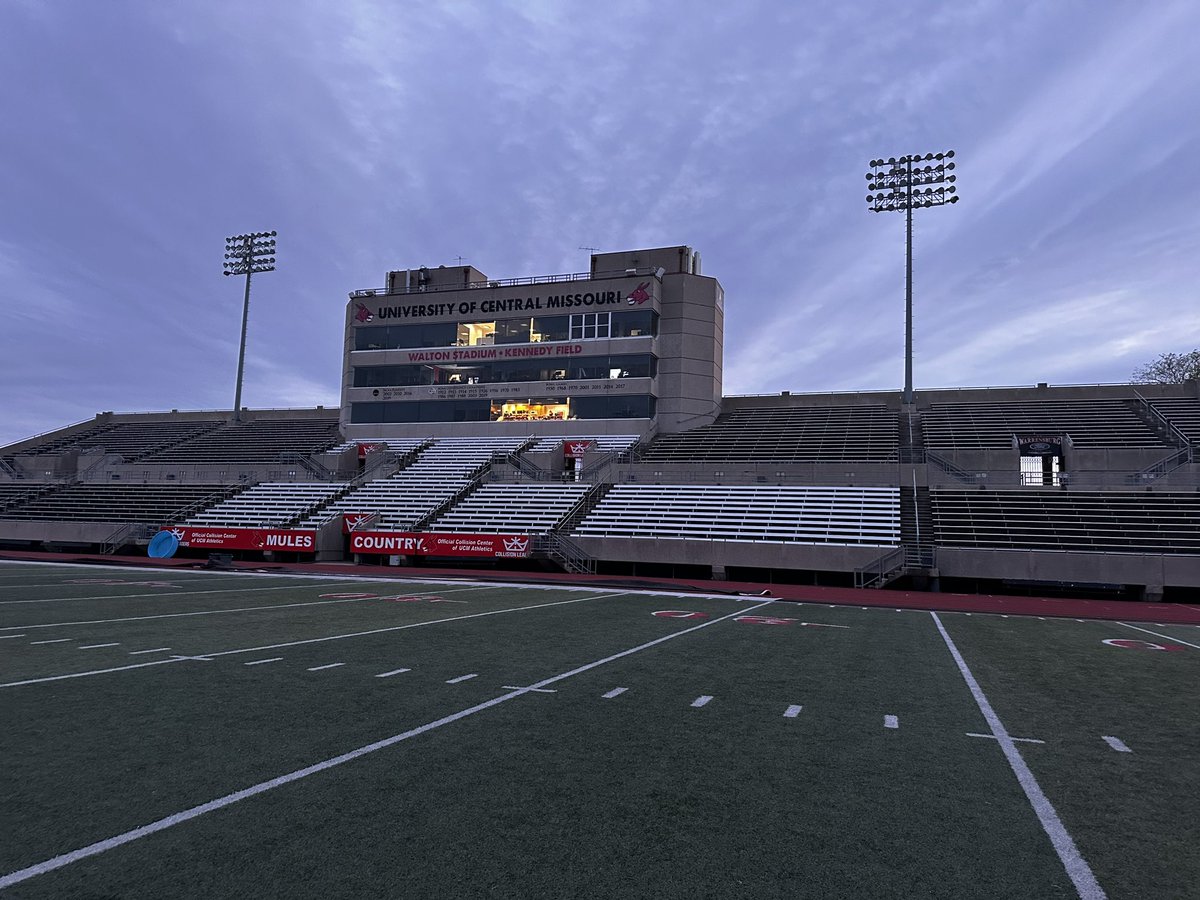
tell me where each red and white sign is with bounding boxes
[564,439,594,459]
[356,442,384,459]
[350,531,532,558]
[170,526,317,552]
[342,513,374,534]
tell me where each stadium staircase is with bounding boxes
[853,487,935,588]
[538,532,596,575]
[1127,393,1194,484]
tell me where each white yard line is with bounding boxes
[307,663,345,672]
[195,592,627,661]
[0,598,772,891]
[966,732,1044,745]
[783,704,803,718]
[0,592,470,630]
[1,658,185,687]
[931,611,1105,900]
[0,634,26,639]
[374,668,411,678]
[602,687,627,699]
[77,643,119,650]
[1101,736,1132,753]
[690,695,713,708]
[29,639,72,645]
[128,648,172,655]
[0,591,629,689]
[244,658,283,667]
[1117,622,1200,650]
[884,715,899,729]
[0,583,359,606]
[446,673,479,684]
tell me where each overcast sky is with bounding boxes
[2,0,1198,447]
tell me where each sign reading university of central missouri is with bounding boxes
[354,281,655,323]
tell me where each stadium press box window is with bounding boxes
[350,395,656,424]
[354,311,657,351]
[352,354,657,388]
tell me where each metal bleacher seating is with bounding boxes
[325,438,427,455]
[638,406,899,463]
[1149,398,1200,444]
[428,483,593,534]
[921,399,1166,450]
[143,418,342,465]
[572,484,900,545]
[931,489,1200,553]
[4,420,221,462]
[303,436,531,530]
[185,482,348,528]
[0,483,228,524]
[524,435,641,454]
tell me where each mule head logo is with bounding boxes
[354,302,374,323]
[626,282,651,305]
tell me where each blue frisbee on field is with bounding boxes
[147,530,180,559]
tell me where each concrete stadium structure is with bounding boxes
[3,246,1200,602]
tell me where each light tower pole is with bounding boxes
[865,151,959,405]
[223,231,276,423]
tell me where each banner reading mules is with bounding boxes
[170,527,317,551]
[350,531,531,558]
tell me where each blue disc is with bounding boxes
[147,530,180,559]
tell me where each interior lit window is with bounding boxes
[457,322,496,346]
[491,399,571,421]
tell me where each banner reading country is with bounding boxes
[350,531,531,558]
[170,526,317,552]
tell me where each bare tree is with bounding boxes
[1131,349,1200,384]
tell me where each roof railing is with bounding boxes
[349,266,662,299]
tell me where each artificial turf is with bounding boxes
[0,562,1196,898]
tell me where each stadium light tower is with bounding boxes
[223,231,277,423]
[865,151,959,405]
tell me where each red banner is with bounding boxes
[170,526,317,552]
[356,442,384,459]
[342,513,374,534]
[350,531,531,558]
[563,439,594,459]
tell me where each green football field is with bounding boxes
[0,560,1196,899]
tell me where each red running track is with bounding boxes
[2,549,1199,626]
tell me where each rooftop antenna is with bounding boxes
[579,245,600,253]
[453,255,467,265]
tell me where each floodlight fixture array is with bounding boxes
[864,151,960,405]
[223,230,278,422]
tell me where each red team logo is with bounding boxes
[626,282,651,305]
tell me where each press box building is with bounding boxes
[340,246,721,439]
